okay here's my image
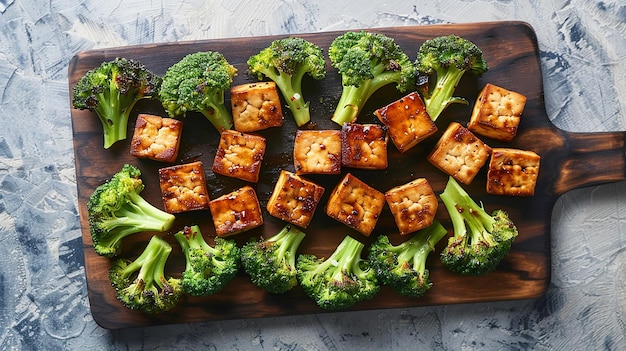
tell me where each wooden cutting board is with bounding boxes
[68,21,626,329]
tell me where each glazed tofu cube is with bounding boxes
[212,130,266,183]
[231,82,283,132]
[130,114,183,163]
[385,178,438,235]
[428,122,492,185]
[374,92,438,153]
[341,123,388,170]
[158,161,210,213]
[487,148,540,197]
[293,130,342,175]
[266,170,325,228]
[325,173,385,236]
[467,83,527,142]
[208,185,264,237]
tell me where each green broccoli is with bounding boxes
[415,34,488,121]
[296,235,379,310]
[159,51,238,132]
[173,225,241,297]
[87,164,176,257]
[71,57,161,149]
[328,30,416,125]
[241,224,306,294]
[368,221,447,298]
[247,37,327,127]
[439,177,518,276]
[109,235,183,314]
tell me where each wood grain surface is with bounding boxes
[68,21,626,329]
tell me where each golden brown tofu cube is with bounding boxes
[293,130,342,175]
[208,185,264,237]
[325,173,385,236]
[385,178,438,235]
[487,148,540,197]
[231,82,284,132]
[266,170,325,228]
[158,161,210,213]
[341,123,388,170]
[468,83,527,142]
[428,122,492,185]
[212,130,266,183]
[130,114,183,163]
[374,92,438,153]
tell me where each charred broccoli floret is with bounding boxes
[368,222,447,298]
[296,235,379,310]
[87,164,175,257]
[159,51,238,132]
[439,177,518,276]
[71,57,161,148]
[415,34,488,121]
[241,224,306,294]
[173,225,240,297]
[109,235,183,314]
[247,37,327,127]
[328,30,416,125]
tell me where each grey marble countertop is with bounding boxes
[1,0,625,350]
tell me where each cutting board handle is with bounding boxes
[553,130,626,194]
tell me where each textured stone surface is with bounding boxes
[0,0,625,349]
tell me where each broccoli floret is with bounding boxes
[439,177,518,276]
[241,224,306,294]
[173,225,241,297]
[71,57,161,149]
[247,37,326,127]
[296,235,379,310]
[87,164,176,257]
[415,34,488,121]
[368,221,447,298]
[328,31,416,125]
[109,235,183,314]
[159,51,238,132]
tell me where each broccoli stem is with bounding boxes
[396,223,448,272]
[121,236,172,289]
[268,224,306,268]
[200,95,233,132]
[321,236,365,281]
[439,177,496,242]
[270,70,311,127]
[94,82,137,149]
[424,66,468,121]
[174,225,217,271]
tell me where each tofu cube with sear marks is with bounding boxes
[467,83,527,142]
[130,114,183,163]
[212,130,266,183]
[266,170,325,228]
[158,161,210,213]
[325,173,385,236]
[293,130,342,175]
[374,92,438,153]
[230,82,284,132]
[209,185,264,237]
[428,122,492,185]
[385,178,438,235]
[487,147,540,197]
[341,123,388,170]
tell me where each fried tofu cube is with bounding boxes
[326,173,385,236]
[208,185,264,237]
[428,122,492,185]
[487,148,540,197]
[341,123,388,170]
[130,114,183,163]
[158,161,210,213]
[293,130,342,175]
[385,178,438,235]
[468,83,527,142]
[230,82,283,132]
[266,170,325,228]
[212,130,266,183]
[374,92,438,153]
